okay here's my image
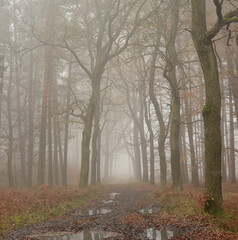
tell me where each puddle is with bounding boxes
[38,231,121,240]
[102,200,114,204]
[146,228,180,240]
[79,208,112,216]
[109,193,120,200]
[138,209,153,214]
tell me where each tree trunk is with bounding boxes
[180,122,189,184]
[184,86,199,187]
[52,76,61,185]
[226,47,236,183]
[97,127,101,184]
[58,129,64,184]
[138,86,148,182]
[232,48,238,123]
[143,82,154,185]
[13,1,26,186]
[48,93,53,186]
[191,0,223,214]
[133,120,142,181]
[91,99,100,185]
[221,101,227,183]
[164,0,183,190]
[79,74,101,188]
[0,44,4,134]
[38,0,55,186]
[148,44,167,186]
[7,50,14,188]
[229,88,236,183]
[27,33,35,187]
[62,58,72,187]
[53,112,59,185]
[104,121,110,179]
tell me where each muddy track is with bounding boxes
[3,184,236,240]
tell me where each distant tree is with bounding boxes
[163,0,183,191]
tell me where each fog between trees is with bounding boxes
[0,0,238,215]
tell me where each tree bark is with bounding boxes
[0,44,4,135]
[148,43,167,187]
[191,0,223,214]
[91,99,100,185]
[229,87,236,183]
[7,49,14,188]
[13,0,26,186]
[38,0,55,186]
[79,73,101,188]
[226,47,236,183]
[27,33,35,187]
[48,92,53,186]
[184,86,199,187]
[164,0,183,190]
[133,120,142,181]
[62,58,72,187]
[138,85,148,182]
[143,81,154,185]
[97,127,101,184]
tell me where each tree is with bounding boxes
[163,0,183,191]
[191,0,238,214]
[38,0,56,186]
[148,37,167,187]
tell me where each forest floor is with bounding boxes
[1,183,238,239]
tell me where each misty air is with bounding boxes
[0,0,238,239]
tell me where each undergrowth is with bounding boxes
[0,186,98,238]
[156,184,238,234]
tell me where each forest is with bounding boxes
[0,0,238,239]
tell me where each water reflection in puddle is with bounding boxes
[109,193,120,200]
[102,200,114,204]
[138,209,153,214]
[146,228,180,240]
[39,231,120,240]
[79,208,112,216]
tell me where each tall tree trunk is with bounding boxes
[148,42,167,187]
[0,44,4,131]
[7,50,14,188]
[191,0,222,214]
[229,88,236,183]
[104,121,110,179]
[58,129,64,184]
[52,77,61,185]
[27,35,35,188]
[133,120,142,181]
[62,59,72,187]
[226,47,236,183]
[164,0,183,190]
[221,102,227,183]
[143,83,154,185]
[184,86,199,187]
[91,99,100,185]
[180,116,189,184]
[13,0,26,186]
[38,0,55,186]
[138,86,148,182]
[97,127,101,184]
[79,73,101,188]
[48,94,53,186]
[53,113,59,185]
[232,48,238,123]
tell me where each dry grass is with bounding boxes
[0,185,99,238]
[156,183,238,234]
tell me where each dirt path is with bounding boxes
[3,184,238,240]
